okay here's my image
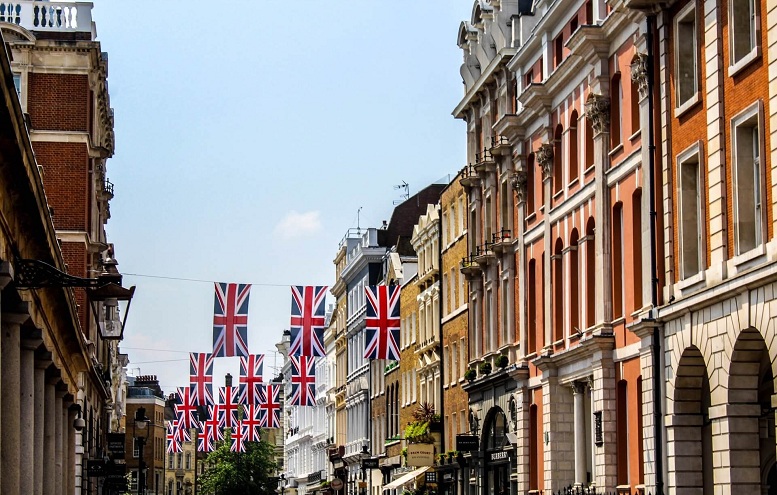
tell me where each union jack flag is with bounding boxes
[189,352,214,406]
[198,420,217,453]
[175,387,199,430]
[212,282,251,358]
[239,354,265,405]
[166,421,182,454]
[231,420,248,453]
[364,285,401,361]
[289,285,328,357]
[289,355,316,407]
[197,404,224,453]
[243,404,262,442]
[219,386,242,429]
[258,383,281,428]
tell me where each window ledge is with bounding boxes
[733,243,766,269]
[729,47,761,78]
[584,164,595,175]
[552,189,564,201]
[567,178,579,188]
[525,212,537,223]
[676,268,706,292]
[629,129,641,142]
[675,92,701,118]
[608,143,624,158]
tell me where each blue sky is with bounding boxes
[96,1,473,394]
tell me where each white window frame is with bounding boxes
[674,2,700,114]
[729,0,760,76]
[676,142,705,282]
[731,101,765,257]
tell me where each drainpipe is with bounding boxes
[645,13,664,495]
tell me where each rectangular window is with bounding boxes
[450,203,457,241]
[442,273,448,316]
[678,145,703,278]
[451,342,458,383]
[733,104,763,255]
[730,0,758,66]
[133,438,139,458]
[12,73,20,101]
[168,450,173,469]
[443,346,450,384]
[129,471,138,491]
[458,195,465,236]
[675,4,698,109]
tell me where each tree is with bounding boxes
[198,431,277,495]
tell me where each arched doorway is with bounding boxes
[726,328,776,495]
[481,408,509,495]
[670,346,712,495]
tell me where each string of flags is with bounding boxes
[165,282,401,453]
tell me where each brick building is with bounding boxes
[438,172,469,495]
[125,376,167,494]
[0,3,131,495]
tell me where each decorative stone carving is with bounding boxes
[584,93,610,135]
[630,52,649,101]
[510,170,528,203]
[535,143,554,181]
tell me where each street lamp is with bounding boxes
[133,407,151,495]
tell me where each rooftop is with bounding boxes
[0,2,95,40]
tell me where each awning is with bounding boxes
[383,467,431,491]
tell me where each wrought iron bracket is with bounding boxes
[14,258,118,289]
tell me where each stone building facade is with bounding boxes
[0,3,132,495]
[455,0,652,493]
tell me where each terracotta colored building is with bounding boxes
[455,0,652,493]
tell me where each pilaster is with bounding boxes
[20,328,42,495]
[591,352,617,490]
[585,93,613,328]
[538,142,554,350]
[1,306,30,495]
[541,371,575,491]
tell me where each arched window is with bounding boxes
[632,190,643,311]
[483,409,508,450]
[585,218,595,328]
[553,238,564,342]
[527,258,537,354]
[613,202,624,318]
[527,152,535,213]
[585,113,595,170]
[554,124,563,194]
[611,73,623,149]
[630,76,640,135]
[569,229,580,334]
[569,110,579,183]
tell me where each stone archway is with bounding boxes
[715,327,776,495]
[667,346,712,495]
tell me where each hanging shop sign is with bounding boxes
[456,434,479,452]
[407,444,435,467]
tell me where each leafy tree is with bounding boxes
[198,430,277,495]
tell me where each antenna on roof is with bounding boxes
[357,207,363,234]
[393,181,409,205]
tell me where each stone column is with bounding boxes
[537,142,554,350]
[591,352,617,490]
[20,329,42,495]
[0,261,14,493]
[584,93,613,330]
[710,404,761,495]
[42,377,57,495]
[1,306,29,495]
[55,388,64,495]
[541,370,575,492]
[510,384,530,493]
[573,382,587,485]
[33,359,47,495]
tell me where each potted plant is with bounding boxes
[496,354,509,369]
[479,361,492,375]
[464,368,477,381]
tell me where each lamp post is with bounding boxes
[279,474,286,495]
[133,407,150,495]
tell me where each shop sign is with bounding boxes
[487,450,510,463]
[106,433,125,453]
[456,434,479,452]
[406,444,435,466]
[362,458,379,469]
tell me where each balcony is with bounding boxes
[0,2,94,34]
[473,243,496,265]
[489,135,511,156]
[102,179,114,199]
[490,229,512,255]
[460,255,482,278]
[473,149,497,176]
[458,164,481,189]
